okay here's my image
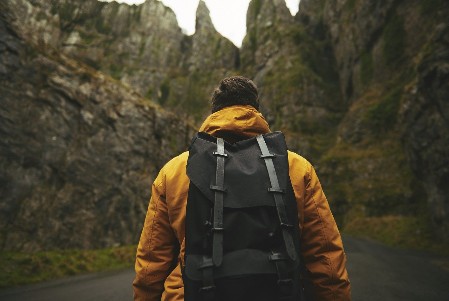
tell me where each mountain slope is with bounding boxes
[1,0,448,252]
[0,4,193,251]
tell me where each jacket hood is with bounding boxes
[198,105,271,142]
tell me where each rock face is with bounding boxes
[401,22,449,239]
[5,0,238,119]
[243,0,449,240]
[0,2,193,251]
[241,0,343,161]
[1,0,448,251]
[164,1,238,119]
[308,0,449,238]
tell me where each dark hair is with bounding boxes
[211,76,259,113]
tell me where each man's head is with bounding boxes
[211,76,259,113]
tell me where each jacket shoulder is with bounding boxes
[160,151,189,179]
[153,151,190,201]
[287,150,312,177]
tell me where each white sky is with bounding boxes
[99,0,300,47]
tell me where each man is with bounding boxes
[133,76,351,301]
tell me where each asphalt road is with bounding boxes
[1,236,448,301]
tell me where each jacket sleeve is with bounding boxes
[133,170,177,301]
[300,163,351,301]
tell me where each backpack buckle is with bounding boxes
[269,252,288,261]
[199,284,216,297]
[280,222,294,229]
[213,151,228,157]
[277,278,293,295]
[199,285,215,292]
[198,258,214,269]
[268,187,285,194]
[210,185,226,192]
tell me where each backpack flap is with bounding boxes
[187,132,291,209]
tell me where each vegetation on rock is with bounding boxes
[0,0,448,287]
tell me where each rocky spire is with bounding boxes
[241,0,294,69]
[195,0,214,32]
[246,0,292,28]
[188,0,237,71]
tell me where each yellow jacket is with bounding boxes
[133,105,351,301]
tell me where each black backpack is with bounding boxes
[183,131,303,301]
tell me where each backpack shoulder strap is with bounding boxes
[256,135,297,261]
[211,137,226,267]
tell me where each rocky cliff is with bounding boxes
[241,0,343,161]
[310,0,449,239]
[1,0,448,251]
[6,0,238,118]
[0,1,195,251]
[244,0,449,242]
[237,0,449,243]
[400,19,449,239]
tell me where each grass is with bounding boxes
[343,215,449,256]
[0,245,136,288]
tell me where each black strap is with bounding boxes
[211,137,226,267]
[256,135,297,261]
[269,251,294,301]
[199,256,215,301]
[198,138,226,300]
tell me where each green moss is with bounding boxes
[180,72,211,120]
[50,4,58,15]
[263,47,334,100]
[214,39,222,55]
[109,64,122,80]
[82,57,101,70]
[365,86,402,134]
[145,88,153,99]
[252,0,263,20]
[290,21,340,85]
[320,137,419,227]
[360,51,373,85]
[259,34,341,159]
[79,31,97,44]
[345,0,357,10]
[132,8,141,22]
[95,17,111,34]
[59,3,76,23]
[0,245,136,288]
[383,13,406,66]
[291,27,305,46]
[110,2,120,16]
[159,80,170,105]
[248,30,258,54]
[139,40,146,56]
[36,11,48,21]
[420,0,444,15]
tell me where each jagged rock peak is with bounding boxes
[139,0,179,30]
[246,0,292,26]
[195,0,214,32]
[188,0,237,71]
